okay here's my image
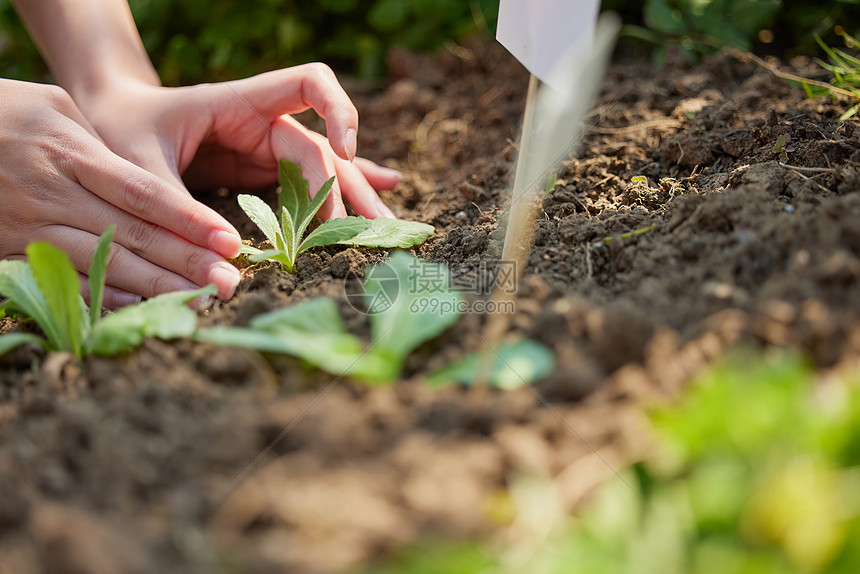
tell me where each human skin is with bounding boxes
[7,0,400,307]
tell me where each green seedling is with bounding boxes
[814,31,860,120]
[544,174,558,194]
[630,175,648,184]
[197,251,462,383]
[239,159,434,272]
[774,133,795,163]
[426,339,554,389]
[599,224,655,246]
[359,351,860,574]
[0,227,215,359]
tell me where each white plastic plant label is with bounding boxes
[496,0,600,89]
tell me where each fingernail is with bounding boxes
[344,128,357,163]
[114,291,142,308]
[209,229,242,259]
[385,167,403,181]
[376,197,396,219]
[209,262,240,299]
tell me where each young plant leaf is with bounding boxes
[195,297,393,381]
[366,250,461,367]
[237,194,284,251]
[426,339,555,389]
[337,217,435,248]
[0,260,61,349]
[196,252,463,384]
[0,332,48,356]
[26,241,87,357]
[88,285,216,356]
[299,216,370,252]
[277,159,310,224]
[88,225,115,326]
[238,160,435,271]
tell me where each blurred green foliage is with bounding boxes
[2,1,860,83]
[0,0,498,84]
[610,0,860,62]
[362,351,860,574]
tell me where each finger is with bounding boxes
[70,188,240,298]
[269,116,347,219]
[7,254,142,310]
[76,271,142,310]
[70,131,242,259]
[354,157,402,191]
[223,64,359,162]
[332,157,396,219]
[300,130,397,218]
[36,225,206,301]
[50,195,241,300]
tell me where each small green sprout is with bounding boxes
[599,224,655,246]
[544,174,558,194]
[630,175,648,184]
[774,133,794,163]
[239,160,434,272]
[0,227,215,359]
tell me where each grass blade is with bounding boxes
[88,226,115,326]
[0,332,48,356]
[26,242,86,357]
[0,260,60,346]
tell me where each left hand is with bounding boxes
[77,63,401,220]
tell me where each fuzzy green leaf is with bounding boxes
[277,159,310,225]
[299,216,370,253]
[426,340,555,389]
[295,176,336,239]
[0,332,48,356]
[26,242,87,357]
[88,285,216,356]
[239,244,263,256]
[196,297,391,380]
[238,194,284,251]
[0,260,61,348]
[280,206,297,264]
[336,217,434,248]
[367,250,461,369]
[88,226,115,326]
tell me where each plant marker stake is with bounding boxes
[474,10,618,389]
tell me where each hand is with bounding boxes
[0,80,243,308]
[77,64,402,220]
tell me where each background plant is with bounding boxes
[3,1,860,84]
[0,0,499,83]
[361,351,860,573]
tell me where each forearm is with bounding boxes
[11,0,160,101]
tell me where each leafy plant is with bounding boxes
[621,0,782,60]
[774,133,795,163]
[359,351,860,574]
[426,339,555,389]
[810,30,860,120]
[0,226,215,359]
[196,250,463,383]
[238,159,434,272]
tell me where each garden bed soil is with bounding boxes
[2,37,860,573]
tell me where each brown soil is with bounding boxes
[3,38,860,573]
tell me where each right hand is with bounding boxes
[0,80,242,308]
